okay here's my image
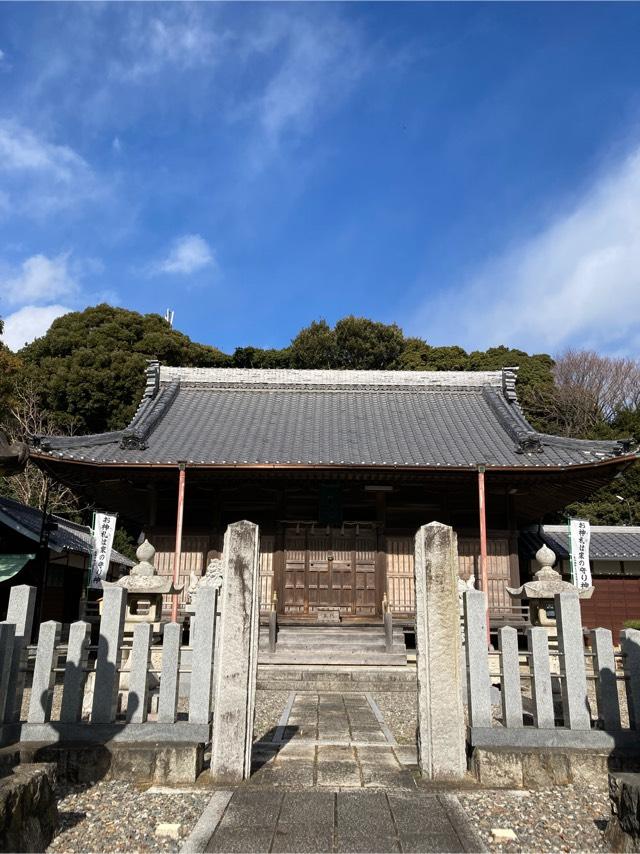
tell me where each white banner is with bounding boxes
[569,518,592,591]
[89,512,117,589]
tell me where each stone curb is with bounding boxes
[180,789,233,853]
[440,793,489,853]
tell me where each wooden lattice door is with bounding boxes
[282,527,379,616]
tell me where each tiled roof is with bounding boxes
[520,525,640,561]
[31,364,634,470]
[0,496,133,566]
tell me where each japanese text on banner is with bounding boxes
[569,518,592,591]
[89,512,117,589]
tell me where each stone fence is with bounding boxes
[464,588,640,759]
[0,520,261,786]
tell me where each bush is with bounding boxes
[623,619,640,631]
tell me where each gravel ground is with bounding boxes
[371,691,417,744]
[253,689,290,742]
[459,784,610,853]
[47,780,210,853]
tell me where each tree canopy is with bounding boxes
[16,304,229,433]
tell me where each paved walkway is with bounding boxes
[186,692,485,853]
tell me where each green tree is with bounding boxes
[18,304,230,433]
[290,320,338,368]
[0,319,23,422]
[290,317,405,370]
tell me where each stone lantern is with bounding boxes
[507,542,593,642]
[108,539,183,637]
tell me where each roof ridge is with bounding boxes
[158,365,507,388]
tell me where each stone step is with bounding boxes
[258,651,408,666]
[256,665,417,691]
[259,638,406,650]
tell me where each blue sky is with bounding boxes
[1,2,640,356]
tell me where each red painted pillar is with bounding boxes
[171,464,186,623]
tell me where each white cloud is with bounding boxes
[1,253,79,306]
[1,304,72,351]
[256,15,368,147]
[152,234,216,275]
[111,7,221,81]
[0,120,91,184]
[0,121,99,216]
[409,147,640,356]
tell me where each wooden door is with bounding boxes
[308,530,332,611]
[329,530,353,613]
[281,527,379,617]
[354,530,377,616]
[284,529,306,613]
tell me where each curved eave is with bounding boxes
[29,450,638,473]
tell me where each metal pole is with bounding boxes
[477,466,490,644]
[171,464,186,623]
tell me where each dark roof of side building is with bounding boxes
[30,363,635,470]
[0,496,134,566]
[520,525,640,561]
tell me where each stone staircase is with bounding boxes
[258,624,408,666]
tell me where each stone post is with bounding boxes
[0,623,16,723]
[210,521,261,784]
[92,585,126,723]
[60,621,91,723]
[499,626,523,728]
[189,586,217,725]
[590,628,621,731]
[414,522,466,781]
[158,622,181,724]
[5,585,36,722]
[28,620,61,724]
[528,627,555,728]
[127,623,151,723]
[463,589,492,728]
[555,592,590,730]
[621,629,640,730]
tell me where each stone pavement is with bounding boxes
[188,693,485,853]
[204,789,480,853]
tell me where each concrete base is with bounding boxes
[470,746,640,789]
[19,741,205,786]
[0,763,58,853]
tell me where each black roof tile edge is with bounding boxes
[120,379,180,450]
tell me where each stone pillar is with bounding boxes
[621,629,640,730]
[210,520,261,784]
[189,586,217,725]
[499,626,523,728]
[528,627,555,728]
[60,621,91,723]
[590,628,621,731]
[555,592,590,730]
[127,623,152,723]
[28,620,61,724]
[414,522,466,781]
[0,623,16,722]
[92,585,126,724]
[463,589,492,728]
[5,585,36,722]
[158,622,181,724]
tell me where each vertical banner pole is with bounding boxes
[171,464,187,623]
[477,466,490,644]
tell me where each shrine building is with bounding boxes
[30,363,636,634]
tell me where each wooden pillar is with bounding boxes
[171,464,186,622]
[477,466,490,642]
